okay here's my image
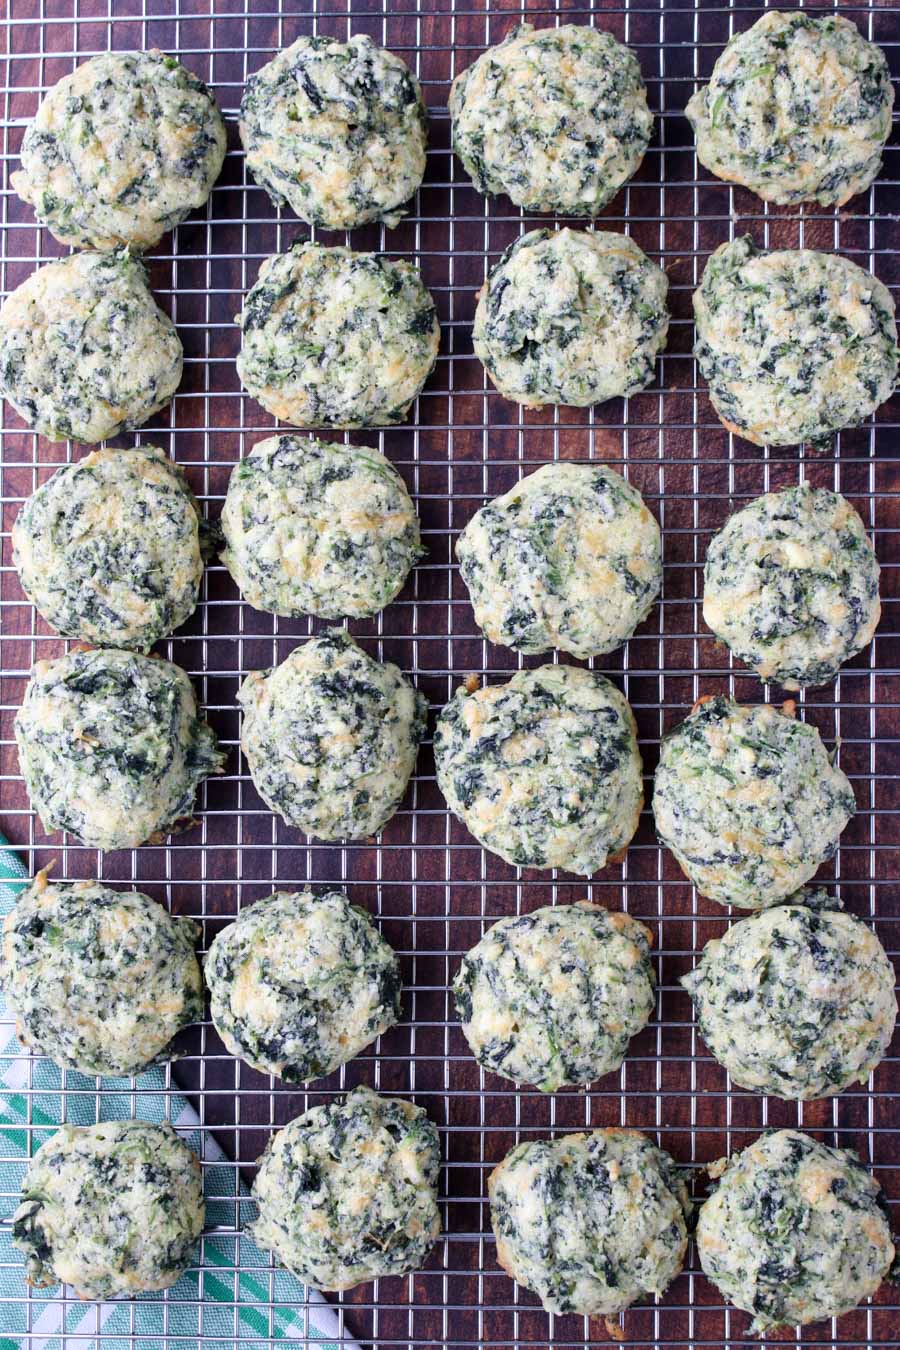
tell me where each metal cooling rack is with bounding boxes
[0,0,898,1347]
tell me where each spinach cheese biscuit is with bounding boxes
[2,868,202,1077]
[449,24,652,215]
[489,1129,690,1316]
[239,628,426,840]
[206,889,401,1083]
[240,34,427,230]
[694,237,898,448]
[434,665,643,875]
[456,461,661,658]
[697,1130,895,1333]
[10,50,226,252]
[473,229,668,408]
[653,696,855,909]
[249,1085,441,1290]
[13,446,205,651]
[704,484,881,689]
[687,12,893,208]
[453,902,655,1091]
[12,1120,204,1298]
[15,647,224,851]
[682,888,897,1100]
[221,435,422,619]
[236,242,439,428]
[0,250,183,444]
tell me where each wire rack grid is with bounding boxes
[0,0,898,1347]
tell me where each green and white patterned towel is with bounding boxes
[0,836,355,1350]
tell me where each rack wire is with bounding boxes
[0,0,898,1346]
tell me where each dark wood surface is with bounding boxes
[0,1,898,1346]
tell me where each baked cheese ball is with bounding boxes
[206,889,401,1083]
[15,647,223,851]
[489,1129,690,1317]
[704,484,881,690]
[238,628,426,840]
[694,237,898,448]
[683,888,897,1100]
[236,242,439,428]
[0,250,183,444]
[10,50,226,252]
[240,34,427,230]
[249,1086,441,1290]
[697,1130,895,1333]
[456,461,661,658]
[2,869,202,1077]
[220,435,422,619]
[472,228,669,408]
[453,901,655,1091]
[653,696,855,908]
[687,12,894,208]
[13,445,204,651]
[449,23,652,215]
[12,1120,204,1299]
[434,664,643,875]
